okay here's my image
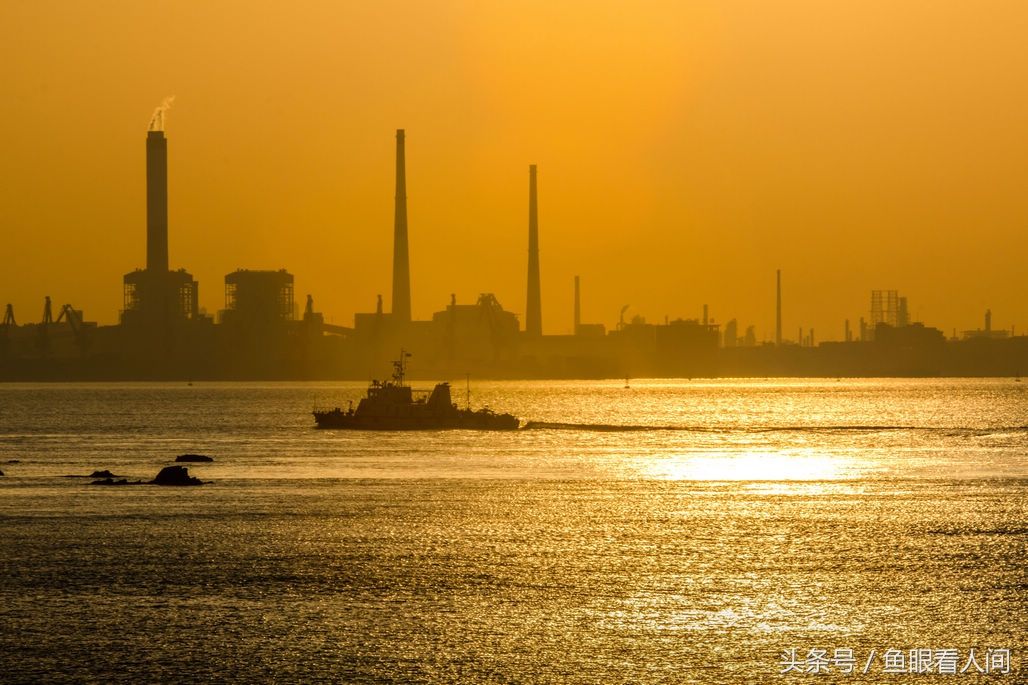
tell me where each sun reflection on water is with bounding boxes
[647,450,856,481]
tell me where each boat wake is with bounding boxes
[520,422,1028,435]
[521,421,684,432]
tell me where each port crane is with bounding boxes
[55,303,91,355]
[32,297,91,356]
[1,304,14,357]
[35,296,53,355]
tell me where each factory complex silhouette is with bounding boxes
[1,120,1025,381]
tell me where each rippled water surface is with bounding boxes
[0,379,1025,682]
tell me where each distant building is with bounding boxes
[867,290,913,341]
[743,325,756,347]
[897,297,910,327]
[431,293,519,363]
[874,322,945,347]
[220,269,295,326]
[575,323,606,338]
[656,318,719,376]
[871,290,901,328]
[122,269,200,326]
[963,309,1009,340]
[723,319,738,348]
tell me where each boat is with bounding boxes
[313,352,519,430]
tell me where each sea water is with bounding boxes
[0,379,1024,682]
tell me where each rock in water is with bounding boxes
[175,454,214,463]
[0,469,4,477]
[89,470,117,478]
[151,465,204,486]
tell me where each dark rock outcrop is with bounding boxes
[0,469,4,477]
[175,454,214,463]
[151,465,204,486]
[65,470,127,479]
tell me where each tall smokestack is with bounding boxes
[573,275,581,335]
[526,165,542,336]
[775,269,782,346]
[146,130,169,273]
[391,129,411,323]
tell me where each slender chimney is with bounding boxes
[391,129,411,323]
[985,308,991,333]
[146,130,169,273]
[703,304,709,327]
[525,164,542,335]
[775,269,782,346]
[573,275,581,335]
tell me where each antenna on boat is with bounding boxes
[393,348,412,386]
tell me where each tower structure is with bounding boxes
[870,290,900,327]
[123,124,198,327]
[525,164,542,336]
[146,130,169,273]
[898,297,910,327]
[573,275,581,335]
[775,269,782,346]
[391,129,411,323]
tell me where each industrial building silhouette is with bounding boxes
[1,123,1025,380]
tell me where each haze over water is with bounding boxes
[1,379,1025,682]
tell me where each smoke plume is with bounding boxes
[148,96,176,131]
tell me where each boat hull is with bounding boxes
[313,409,519,431]
[312,371,520,431]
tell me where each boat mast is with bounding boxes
[393,349,411,386]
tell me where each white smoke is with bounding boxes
[148,96,176,131]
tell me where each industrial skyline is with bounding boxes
[1,120,1022,382]
[0,118,1019,347]
[3,3,1027,342]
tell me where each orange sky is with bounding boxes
[2,1,1026,340]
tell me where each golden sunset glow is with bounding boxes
[2,1,1027,338]
[649,450,850,481]
[3,4,1027,682]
